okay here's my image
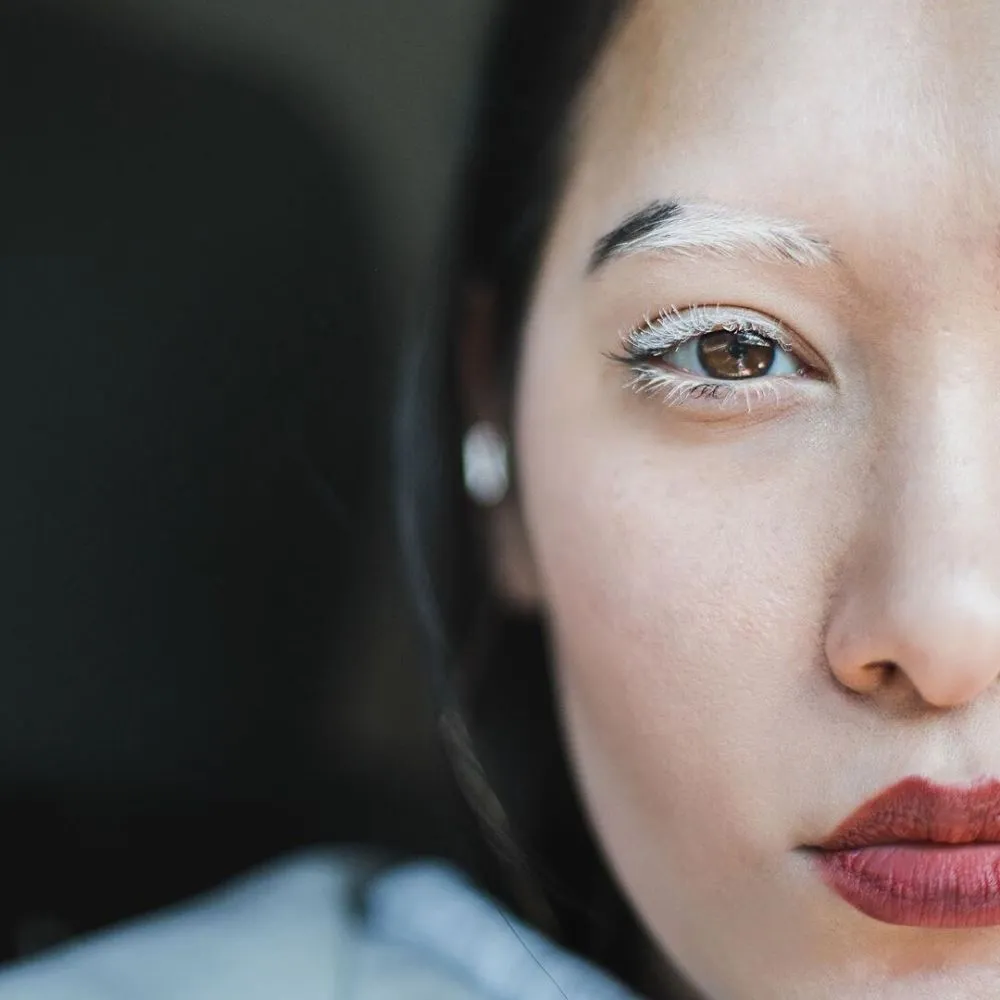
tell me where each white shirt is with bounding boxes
[0,850,641,1000]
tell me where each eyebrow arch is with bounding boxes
[587,199,838,273]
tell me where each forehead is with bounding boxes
[564,0,1000,264]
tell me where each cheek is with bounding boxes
[513,334,853,982]
[521,418,816,840]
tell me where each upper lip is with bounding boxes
[817,777,1000,851]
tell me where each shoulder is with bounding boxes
[0,850,482,999]
[0,850,639,1000]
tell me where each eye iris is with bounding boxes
[696,328,775,380]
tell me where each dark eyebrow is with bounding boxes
[587,199,837,274]
[589,200,683,272]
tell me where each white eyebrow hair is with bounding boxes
[588,199,837,272]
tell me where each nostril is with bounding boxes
[842,659,898,694]
[870,660,898,684]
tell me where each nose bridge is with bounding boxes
[827,379,1000,709]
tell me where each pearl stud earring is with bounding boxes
[462,421,509,506]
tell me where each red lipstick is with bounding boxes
[812,778,1000,928]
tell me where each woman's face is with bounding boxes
[508,0,1000,996]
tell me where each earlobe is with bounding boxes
[459,418,543,611]
[459,285,544,612]
[490,491,544,611]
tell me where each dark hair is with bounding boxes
[396,0,648,987]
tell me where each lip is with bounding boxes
[810,777,1000,928]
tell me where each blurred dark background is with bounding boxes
[0,0,490,961]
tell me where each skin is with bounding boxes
[491,0,1000,996]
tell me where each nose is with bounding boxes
[826,399,1000,710]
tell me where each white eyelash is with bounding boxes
[615,305,801,413]
[620,304,795,355]
[622,364,791,414]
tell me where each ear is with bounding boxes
[460,285,543,611]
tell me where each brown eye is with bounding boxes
[617,306,810,392]
[696,329,777,380]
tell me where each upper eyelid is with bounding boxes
[622,305,796,353]
[620,303,835,378]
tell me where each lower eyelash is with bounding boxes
[623,362,791,414]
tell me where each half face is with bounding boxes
[508,0,1000,996]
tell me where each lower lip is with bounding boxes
[815,844,1000,928]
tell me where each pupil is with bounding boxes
[697,330,775,379]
